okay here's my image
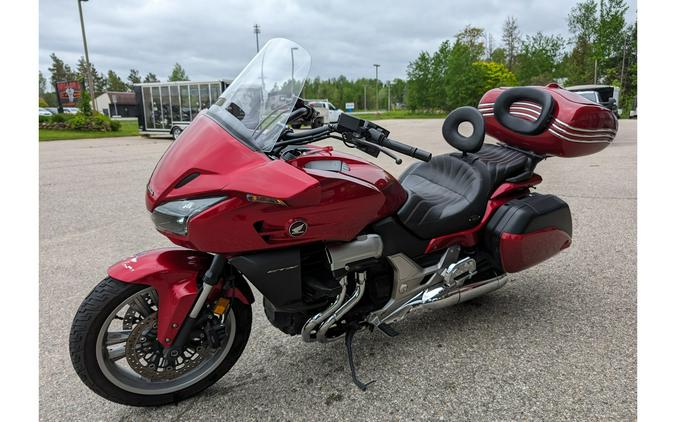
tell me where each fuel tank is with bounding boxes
[146,115,406,254]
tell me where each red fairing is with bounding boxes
[107,248,251,347]
[146,114,320,211]
[499,228,572,273]
[147,116,406,254]
[478,84,618,157]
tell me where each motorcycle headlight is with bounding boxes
[151,196,226,235]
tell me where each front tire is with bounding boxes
[171,127,183,140]
[69,277,251,406]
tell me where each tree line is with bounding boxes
[39,57,190,107]
[302,0,635,115]
[405,0,635,114]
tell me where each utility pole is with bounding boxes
[387,82,391,112]
[77,0,97,112]
[620,34,627,90]
[373,64,380,113]
[253,24,261,52]
[363,85,367,111]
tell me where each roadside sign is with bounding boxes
[56,81,82,107]
[345,102,355,112]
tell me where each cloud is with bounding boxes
[39,0,637,84]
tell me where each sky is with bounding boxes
[39,0,637,85]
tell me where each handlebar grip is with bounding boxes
[381,137,432,162]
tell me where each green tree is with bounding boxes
[456,26,486,61]
[502,16,521,71]
[491,47,506,65]
[168,63,189,81]
[106,70,128,91]
[48,53,76,87]
[127,69,142,85]
[39,98,48,107]
[39,71,47,96]
[79,82,92,116]
[143,72,159,83]
[76,57,107,95]
[515,32,565,85]
[473,62,518,93]
[406,51,432,111]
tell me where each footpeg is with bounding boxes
[377,323,399,337]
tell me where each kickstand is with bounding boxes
[345,324,375,391]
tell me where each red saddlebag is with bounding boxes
[478,84,618,157]
[485,193,572,273]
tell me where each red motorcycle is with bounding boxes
[69,39,617,406]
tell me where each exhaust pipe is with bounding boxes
[302,277,347,342]
[316,272,366,342]
[379,273,507,325]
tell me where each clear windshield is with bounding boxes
[208,38,311,151]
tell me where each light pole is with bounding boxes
[253,24,261,52]
[77,0,97,112]
[373,64,380,113]
[387,82,391,112]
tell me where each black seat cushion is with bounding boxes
[473,144,531,188]
[397,154,492,239]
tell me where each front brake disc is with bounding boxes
[125,314,209,381]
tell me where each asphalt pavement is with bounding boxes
[39,119,636,421]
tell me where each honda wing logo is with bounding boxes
[288,220,308,237]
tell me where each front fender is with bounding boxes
[108,248,253,347]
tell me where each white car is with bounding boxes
[307,99,343,124]
[39,108,53,116]
[63,107,80,114]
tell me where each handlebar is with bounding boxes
[367,128,432,162]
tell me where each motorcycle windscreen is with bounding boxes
[207,38,311,152]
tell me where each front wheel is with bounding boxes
[171,127,183,140]
[69,277,252,406]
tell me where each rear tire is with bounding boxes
[69,277,252,406]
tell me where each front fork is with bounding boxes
[165,254,229,355]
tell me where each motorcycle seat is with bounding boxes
[473,143,533,188]
[397,153,492,239]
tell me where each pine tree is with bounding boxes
[127,69,141,85]
[168,63,189,81]
[106,70,128,91]
[143,73,159,83]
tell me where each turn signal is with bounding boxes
[246,194,287,206]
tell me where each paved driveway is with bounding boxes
[40,119,636,421]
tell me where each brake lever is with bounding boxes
[352,138,402,165]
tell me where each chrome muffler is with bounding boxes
[376,273,507,325]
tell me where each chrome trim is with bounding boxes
[513,101,542,110]
[301,277,348,342]
[550,122,616,139]
[457,275,508,303]
[509,106,542,115]
[547,127,613,144]
[553,117,616,134]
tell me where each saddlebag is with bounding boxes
[485,193,572,273]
